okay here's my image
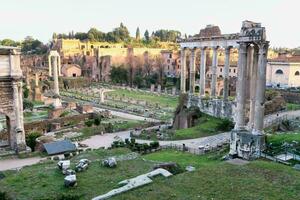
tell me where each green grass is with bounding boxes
[287,103,300,111]
[142,149,224,168]
[109,88,178,109]
[113,159,300,200]
[267,133,300,146]
[1,149,300,200]
[173,115,232,140]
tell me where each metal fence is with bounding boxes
[160,143,228,155]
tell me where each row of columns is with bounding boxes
[235,42,269,134]
[181,46,232,100]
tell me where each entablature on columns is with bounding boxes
[179,39,239,50]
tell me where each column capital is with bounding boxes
[257,41,269,55]
[212,46,219,50]
[200,46,207,51]
[238,43,248,53]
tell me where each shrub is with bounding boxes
[64,153,70,159]
[25,131,41,152]
[130,138,136,144]
[217,118,234,131]
[94,117,101,126]
[125,138,130,145]
[23,99,34,111]
[0,191,8,200]
[105,123,114,133]
[150,141,159,149]
[84,120,93,127]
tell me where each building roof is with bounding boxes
[268,55,300,63]
[62,64,81,71]
[43,140,76,155]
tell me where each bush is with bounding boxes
[23,99,34,111]
[25,132,41,152]
[130,138,136,144]
[0,191,8,200]
[84,120,94,127]
[94,117,101,126]
[150,141,159,149]
[217,118,234,132]
[105,123,114,133]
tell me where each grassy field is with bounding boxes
[1,148,300,200]
[108,88,178,109]
[287,103,300,111]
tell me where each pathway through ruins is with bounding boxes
[1,110,300,171]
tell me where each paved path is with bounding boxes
[0,157,44,171]
[1,110,300,171]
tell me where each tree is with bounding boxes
[0,39,20,47]
[135,27,141,40]
[110,66,128,84]
[144,30,150,42]
[21,36,47,54]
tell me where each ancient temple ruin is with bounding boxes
[0,46,27,152]
[48,50,62,108]
[179,21,269,159]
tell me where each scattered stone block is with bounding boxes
[185,166,195,172]
[75,159,90,172]
[64,174,77,187]
[102,157,117,168]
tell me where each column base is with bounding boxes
[229,129,266,160]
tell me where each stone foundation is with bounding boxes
[229,129,265,160]
[48,107,64,119]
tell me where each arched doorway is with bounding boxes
[0,113,11,148]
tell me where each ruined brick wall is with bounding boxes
[24,113,95,133]
[278,90,300,104]
[0,80,14,117]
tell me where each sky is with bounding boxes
[0,0,298,48]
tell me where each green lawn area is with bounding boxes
[109,88,178,109]
[287,103,300,111]
[1,149,300,200]
[266,133,300,156]
[172,115,233,140]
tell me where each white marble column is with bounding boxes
[58,56,61,76]
[223,47,231,100]
[211,46,218,97]
[199,47,207,96]
[12,82,21,129]
[53,56,60,96]
[249,47,258,129]
[235,43,248,130]
[189,49,196,94]
[253,42,269,135]
[180,48,187,93]
[48,56,52,77]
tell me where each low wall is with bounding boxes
[279,90,300,104]
[24,113,94,133]
[188,95,235,120]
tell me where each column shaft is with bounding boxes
[58,56,61,76]
[53,56,60,95]
[253,42,269,134]
[211,47,218,97]
[199,47,206,96]
[249,47,258,129]
[235,43,248,130]
[180,49,187,93]
[189,49,196,93]
[48,56,52,76]
[223,47,230,100]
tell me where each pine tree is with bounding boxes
[144,30,150,42]
[136,27,141,40]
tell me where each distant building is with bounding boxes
[161,50,180,77]
[267,52,300,87]
[61,64,82,77]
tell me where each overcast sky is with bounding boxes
[0,0,298,48]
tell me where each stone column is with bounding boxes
[12,82,21,129]
[223,47,231,100]
[58,55,61,76]
[211,46,218,97]
[53,56,60,96]
[235,43,248,130]
[253,42,269,135]
[48,56,52,77]
[17,82,25,134]
[180,48,187,93]
[249,47,258,129]
[35,73,39,87]
[189,49,196,94]
[199,47,207,96]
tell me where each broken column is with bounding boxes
[33,73,42,101]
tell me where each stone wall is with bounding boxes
[278,90,300,104]
[24,113,94,133]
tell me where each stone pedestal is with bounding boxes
[229,129,265,160]
[172,87,176,96]
[150,84,155,92]
[157,85,161,93]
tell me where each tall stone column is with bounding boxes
[253,42,269,134]
[199,47,207,96]
[48,56,52,77]
[189,49,196,94]
[211,46,218,97]
[58,55,61,76]
[235,43,248,130]
[53,56,60,96]
[223,47,231,100]
[12,82,21,129]
[249,47,258,129]
[180,48,187,93]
